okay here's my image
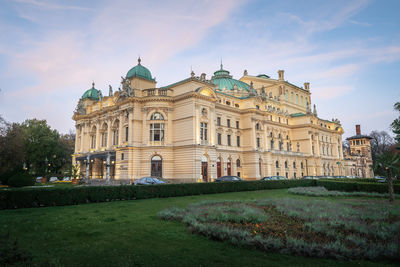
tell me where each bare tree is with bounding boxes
[370,130,395,163]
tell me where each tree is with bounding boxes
[392,102,400,143]
[0,117,25,177]
[376,151,400,202]
[370,130,395,165]
[21,119,61,175]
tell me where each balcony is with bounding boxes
[144,88,169,97]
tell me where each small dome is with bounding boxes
[211,64,249,92]
[82,82,102,101]
[126,57,154,81]
[257,74,270,79]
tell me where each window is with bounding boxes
[276,172,279,176]
[293,162,296,169]
[285,172,288,178]
[256,137,260,148]
[297,142,300,152]
[200,122,208,141]
[201,108,207,115]
[301,162,304,169]
[217,133,222,145]
[294,173,296,179]
[256,105,260,109]
[101,132,107,147]
[312,145,315,154]
[125,126,129,142]
[236,159,241,167]
[270,140,274,150]
[150,112,164,120]
[227,119,231,128]
[279,141,283,150]
[121,153,124,160]
[236,121,239,129]
[150,123,164,141]
[255,123,260,130]
[285,161,288,168]
[90,135,96,149]
[112,129,119,145]
[276,160,279,168]
[237,136,240,147]
[286,142,290,151]
[226,101,230,106]
[227,135,231,146]
[278,117,281,123]
[217,117,221,126]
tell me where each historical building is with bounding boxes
[344,125,374,177]
[72,58,371,182]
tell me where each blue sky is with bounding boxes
[0,0,399,138]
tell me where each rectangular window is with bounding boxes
[227,119,231,128]
[125,126,129,142]
[217,133,222,145]
[227,134,231,146]
[121,153,124,160]
[236,121,239,129]
[200,122,208,141]
[150,123,165,141]
[237,136,240,147]
[217,117,221,126]
[256,137,260,148]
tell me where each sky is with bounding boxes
[0,0,399,138]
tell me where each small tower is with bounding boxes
[346,125,372,159]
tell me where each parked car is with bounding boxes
[261,176,287,181]
[36,177,43,183]
[63,177,71,181]
[49,177,58,182]
[214,176,242,182]
[133,177,168,185]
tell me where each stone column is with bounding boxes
[86,154,90,180]
[128,109,134,146]
[118,114,124,145]
[107,119,112,149]
[95,122,100,150]
[106,153,110,182]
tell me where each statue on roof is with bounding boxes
[313,104,318,116]
[75,98,86,115]
[109,85,113,97]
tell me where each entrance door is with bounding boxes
[227,162,231,176]
[217,158,221,178]
[151,155,162,177]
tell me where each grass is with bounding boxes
[288,186,400,198]
[0,189,398,266]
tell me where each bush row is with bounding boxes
[316,180,400,194]
[0,178,398,210]
[0,180,315,209]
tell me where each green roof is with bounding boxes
[290,113,306,117]
[82,82,101,101]
[211,64,249,92]
[126,58,154,81]
[257,74,270,79]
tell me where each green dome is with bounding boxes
[82,82,102,101]
[211,64,249,92]
[126,58,154,81]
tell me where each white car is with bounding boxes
[49,177,58,182]
[63,177,71,181]
[36,177,43,183]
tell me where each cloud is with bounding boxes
[13,0,91,11]
[350,20,371,27]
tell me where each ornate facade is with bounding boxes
[344,125,374,177]
[72,58,370,182]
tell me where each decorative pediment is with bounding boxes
[197,86,217,98]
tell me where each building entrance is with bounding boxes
[151,155,162,177]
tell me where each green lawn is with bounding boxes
[0,189,398,266]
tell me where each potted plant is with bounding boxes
[71,165,81,185]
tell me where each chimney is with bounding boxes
[304,82,310,91]
[356,125,361,135]
[278,70,284,81]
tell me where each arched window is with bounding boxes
[150,113,165,141]
[90,126,97,149]
[236,159,241,167]
[112,120,119,145]
[101,123,108,147]
[150,112,164,120]
[255,123,260,130]
[151,155,162,177]
[293,161,296,169]
[276,160,279,168]
[285,161,288,168]
[301,162,304,169]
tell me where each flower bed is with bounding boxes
[288,186,400,198]
[159,198,400,260]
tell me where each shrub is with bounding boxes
[316,180,400,194]
[7,172,35,187]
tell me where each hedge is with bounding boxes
[1,179,398,210]
[316,179,400,194]
[0,180,315,210]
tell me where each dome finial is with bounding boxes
[138,56,141,65]
[220,58,223,70]
[92,81,95,88]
